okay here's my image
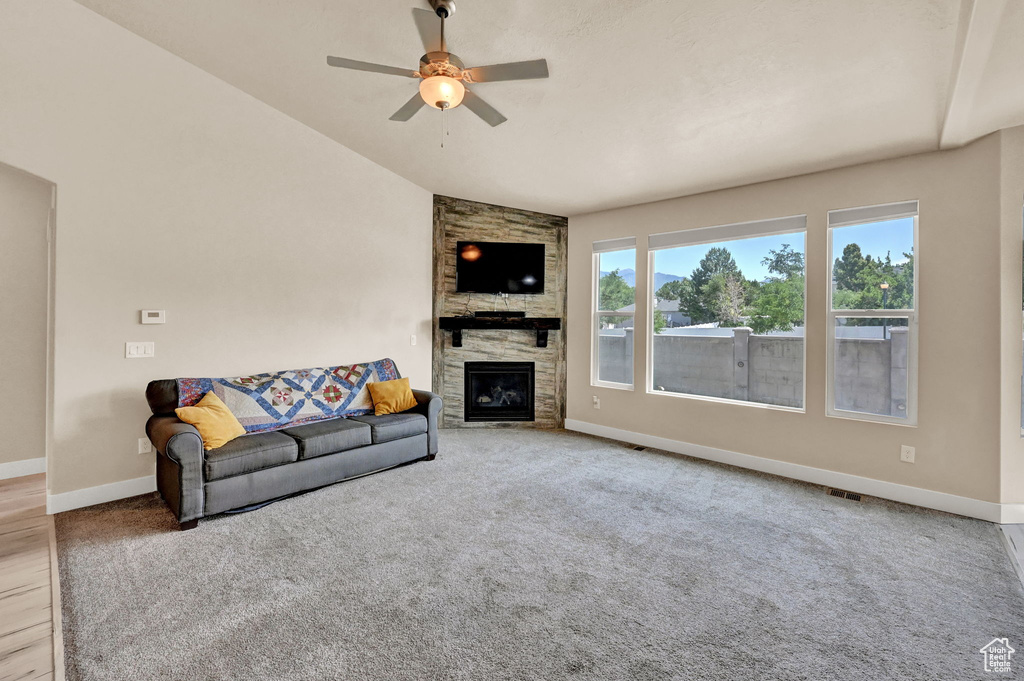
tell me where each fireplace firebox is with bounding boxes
[464,362,535,422]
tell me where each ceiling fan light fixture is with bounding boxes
[419,75,465,110]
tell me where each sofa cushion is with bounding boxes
[367,377,417,416]
[204,431,298,481]
[282,418,372,460]
[175,391,247,451]
[348,413,427,444]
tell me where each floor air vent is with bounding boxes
[828,488,862,502]
[632,446,647,451]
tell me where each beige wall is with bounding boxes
[0,0,433,495]
[999,126,1024,504]
[568,135,1004,503]
[0,163,52,467]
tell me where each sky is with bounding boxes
[599,217,914,283]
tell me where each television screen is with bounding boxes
[456,241,545,294]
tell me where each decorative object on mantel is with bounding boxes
[325,0,549,132]
[439,316,561,348]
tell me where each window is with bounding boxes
[827,201,918,425]
[646,216,807,409]
[592,238,636,388]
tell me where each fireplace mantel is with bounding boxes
[438,316,561,348]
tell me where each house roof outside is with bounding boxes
[616,299,681,314]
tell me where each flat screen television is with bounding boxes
[456,241,545,295]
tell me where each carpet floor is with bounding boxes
[56,429,1024,680]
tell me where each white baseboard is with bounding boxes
[0,456,46,480]
[47,475,156,515]
[565,419,1009,523]
[1001,504,1024,524]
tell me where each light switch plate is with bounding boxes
[125,341,155,358]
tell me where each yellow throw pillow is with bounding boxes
[175,391,246,451]
[368,377,417,416]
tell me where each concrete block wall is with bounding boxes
[834,338,891,416]
[598,330,633,385]
[748,336,804,408]
[888,328,909,418]
[598,327,904,415]
[651,335,735,399]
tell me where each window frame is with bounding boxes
[591,242,637,390]
[645,216,808,412]
[825,202,919,427]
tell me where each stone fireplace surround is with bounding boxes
[431,195,567,429]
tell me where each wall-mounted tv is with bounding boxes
[456,241,545,295]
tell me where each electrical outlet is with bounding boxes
[593,396,600,410]
[900,445,915,463]
[138,437,152,455]
[410,334,417,346]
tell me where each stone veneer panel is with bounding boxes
[432,195,567,429]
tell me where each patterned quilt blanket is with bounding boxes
[176,358,401,434]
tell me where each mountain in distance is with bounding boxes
[653,272,684,289]
[600,269,683,289]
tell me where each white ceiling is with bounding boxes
[72,0,1024,216]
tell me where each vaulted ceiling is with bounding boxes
[73,0,1024,216]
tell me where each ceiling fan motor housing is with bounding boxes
[430,0,456,18]
[420,52,465,79]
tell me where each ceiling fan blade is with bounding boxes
[465,59,549,83]
[326,56,417,78]
[412,8,442,53]
[462,88,507,127]
[389,93,427,122]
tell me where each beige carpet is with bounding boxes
[56,429,1024,680]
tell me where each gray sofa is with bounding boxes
[145,379,441,530]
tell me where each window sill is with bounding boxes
[825,409,917,428]
[592,380,634,392]
[646,388,805,414]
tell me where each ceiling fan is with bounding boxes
[326,0,549,127]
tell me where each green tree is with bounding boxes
[886,251,914,309]
[749,276,805,333]
[598,269,634,311]
[748,245,805,334]
[764,244,804,279]
[833,243,870,292]
[691,247,741,289]
[653,308,667,334]
[833,245,914,311]
[709,273,746,326]
[684,248,743,323]
[655,279,687,303]
[598,269,635,327]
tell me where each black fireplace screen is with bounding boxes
[464,361,535,422]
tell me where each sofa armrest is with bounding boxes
[146,415,205,522]
[411,389,442,457]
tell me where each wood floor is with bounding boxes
[0,474,64,681]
